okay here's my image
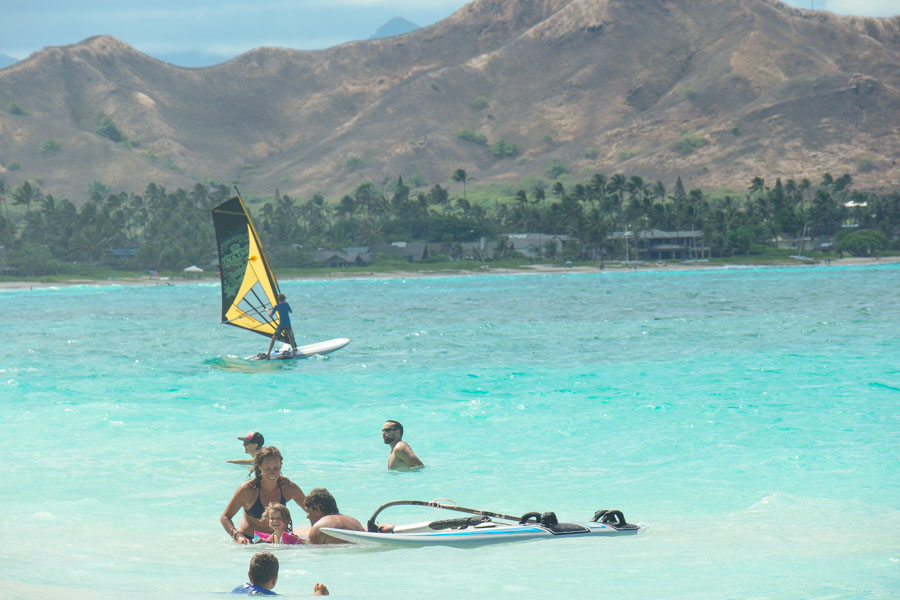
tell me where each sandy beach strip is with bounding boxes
[1,256,897,291]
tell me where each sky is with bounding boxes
[0,0,897,66]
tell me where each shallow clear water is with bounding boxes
[1,265,898,599]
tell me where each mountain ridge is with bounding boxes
[0,0,898,203]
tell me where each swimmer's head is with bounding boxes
[248,552,279,587]
[305,488,339,516]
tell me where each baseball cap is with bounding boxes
[238,431,264,446]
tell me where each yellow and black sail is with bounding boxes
[212,195,290,342]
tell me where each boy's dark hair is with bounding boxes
[277,293,286,302]
[305,488,339,515]
[248,552,279,585]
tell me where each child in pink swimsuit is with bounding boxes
[254,502,303,545]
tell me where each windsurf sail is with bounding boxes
[212,194,291,344]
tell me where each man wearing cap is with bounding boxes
[228,431,265,465]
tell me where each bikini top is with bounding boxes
[246,487,286,519]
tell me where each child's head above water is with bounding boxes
[263,502,293,531]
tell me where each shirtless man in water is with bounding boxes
[220,446,307,544]
[298,488,365,544]
[382,420,424,470]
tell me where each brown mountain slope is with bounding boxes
[0,0,898,203]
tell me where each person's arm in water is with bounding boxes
[226,458,254,465]
[220,486,253,544]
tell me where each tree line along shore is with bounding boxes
[0,169,897,279]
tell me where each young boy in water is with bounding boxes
[265,293,295,358]
[254,503,302,545]
[232,551,329,595]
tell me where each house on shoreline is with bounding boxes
[613,229,710,260]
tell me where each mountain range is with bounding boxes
[0,0,898,204]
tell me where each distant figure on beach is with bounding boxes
[221,446,307,544]
[254,502,302,545]
[232,551,328,596]
[228,431,265,466]
[265,293,296,358]
[299,488,365,545]
[382,420,424,470]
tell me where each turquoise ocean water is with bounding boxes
[1,265,898,599]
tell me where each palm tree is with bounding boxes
[532,186,546,211]
[0,177,7,219]
[12,181,42,217]
[451,169,473,201]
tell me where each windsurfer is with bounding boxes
[265,293,295,358]
[221,446,307,544]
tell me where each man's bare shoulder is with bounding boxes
[318,514,364,531]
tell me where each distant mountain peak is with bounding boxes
[369,17,420,40]
[0,52,18,70]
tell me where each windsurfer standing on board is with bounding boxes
[265,293,296,358]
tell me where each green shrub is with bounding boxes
[584,147,598,159]
[471,96,489,111]
[38,140,61,154]
[836,229,888,256]
[7,101,28,116]
[87,181,110,196]
[614,150,637,163]
[730,125,740,136]
[856,157,875,173]
[408,174,427,188]
[455,130,488,145]
[163,157,185,174]
[7,162,21,171]
[95,114,125,143]
[346,156,364,170]
[8,243,72,276]
[671,136,708,156]
[546,160,569,179]
[490,139,519,158]
[430,81,440,91]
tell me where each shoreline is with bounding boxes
[1,256,897,290]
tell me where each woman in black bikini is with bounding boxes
[220,446,307,544]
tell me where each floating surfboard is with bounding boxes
[320,500,640,548]
[248,337,350,360]
[320,519,639,548]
